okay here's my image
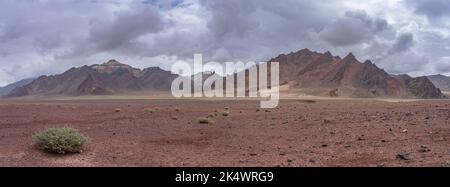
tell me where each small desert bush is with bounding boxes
[33,127,88,154]
[224,107,230,111]
[222,111,230,116]
[207,113,215,118]
[298,99,317,103]
[115,108,121,112]
[146,108,155,113]
[198,117,214,124]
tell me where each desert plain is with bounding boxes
[1,95,449,167]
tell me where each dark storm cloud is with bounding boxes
[200,0,259,40]
[1,0,450,86]
[406,0,450,20]
[195,0,337,61]
[319,10,389,46]
[88,4,165,52]
[389,32,415,54]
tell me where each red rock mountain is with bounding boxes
[8,60,177,97]
[271,48,444,98]
[7,50,445,99]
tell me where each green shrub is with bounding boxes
[33,127,88,154]
[197,117,214,124]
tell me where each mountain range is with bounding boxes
[7,60,177,97]
[0,78,34,96]
[3,49,448,99]
[271,49,444,98]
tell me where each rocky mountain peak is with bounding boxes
[91,59,142,77]
[296,48,313,55]
[343,52,357,62]
[104,59,122,66]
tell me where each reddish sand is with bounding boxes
[0,99,449,167]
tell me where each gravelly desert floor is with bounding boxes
[0,98,449,167]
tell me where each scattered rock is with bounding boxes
[396,153,411,161]
[418,145,431,153]
[442,161,450,167]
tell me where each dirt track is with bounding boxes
[1,99,450,167]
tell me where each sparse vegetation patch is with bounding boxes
[33,127,88,154]
[222,111,230,116]
[197,117,214,124]
[298,99,317,103]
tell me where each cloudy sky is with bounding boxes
[1,0,450,86]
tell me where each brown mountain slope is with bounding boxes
[8,60,177,97]
[428,74,450,91]
[270,48,444,98]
